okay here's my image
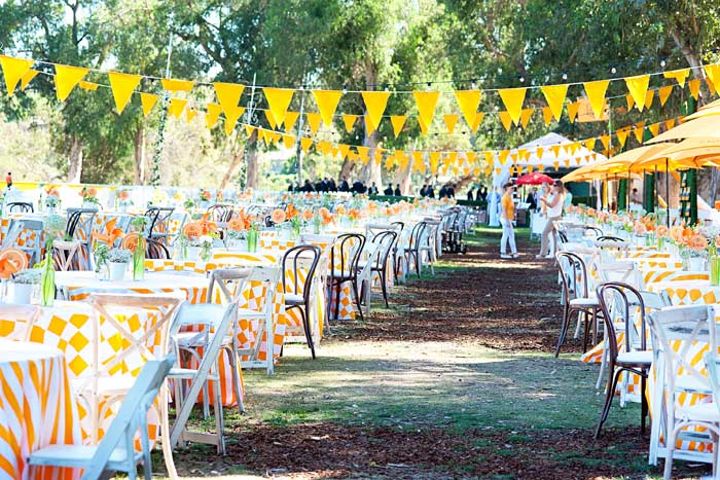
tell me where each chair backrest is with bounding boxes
[648,304,718,395]
[330,233,365,277]
[2,219,44,261]
[597,235,625,242]
[81,355,175,480]
[556,251,590,301]
[208,267,253,304]
[206,204,234,224]
[281,245,321,306]
[639,290,672,311]
[370,230,397,270]
[66,208,98,241]
[584,226,603,238]
[595,261,639,286]
[6,202,33,213]
[407,221,427,250]
[146,238,171,260]
[596,282,649,360]
[705,352,720,418]
[144,207,175,239]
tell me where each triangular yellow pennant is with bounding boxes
[224,106,245,135]
[567,101,580,123]
[443,114,459,134]
[665,119,676,130]
[413,91,440,134]
[417,116,431,135]
[300,137,313,154]
[312,90,342,126]
[625,74,650,111]
[583,79,610,119]
[78,81,99,91]
[454,90,482,126]
[705,64,720,93]
[213,82,245,116]
[282,134,296,149]
[186,108,197,123]
[205,103,222,129]
[498,111,513,131]
[648,123,660,137]
[551,145,561,158]
[429,152,441,174]
[361,91,391,134]
[140,93,158,117]
[658,85,673,107]
[244,125,256,138]
[337,144,351,160]
[498,150,510,165]
[168,98,187,118]
[498,87,527,124]
[633,122,645,143]
[0,55,34,96]
[466,151,477,165]
[484,151,495,166]
[707,77,717,96]
[356,146,370,164]
[161,78,194,92]
[342,114,358,133]
[263,87,294,125]
[471,112,485,133]
[520,109,534,129]
[688,78,701,100]
[264,109,278,129]
[616,128,629,147]
[108,71,142,114]
[663,68,690,88]
[644,90,655,110]
[283,111,299,132]
[599,134,610,150]
[585,138,597,151]
[390,115,407,138]
[54,64,89,101]
[306,112,322,135]
[626,94,635,110]
[540,84,568,121]
[20,69,39,91]
[541,106,553,126]
[536,147,545,159]
[412,151,426,173]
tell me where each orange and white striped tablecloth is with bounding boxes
[0,339,81,480]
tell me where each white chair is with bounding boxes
[356,243,379,317]
[28,355,175,480]
[647,304,719,475]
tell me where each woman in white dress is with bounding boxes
[537,180,566,259]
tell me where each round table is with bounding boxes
[0,339,80,480]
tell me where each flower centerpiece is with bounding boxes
[224,210,255,249]
[709,234,720,286]
[107,248,132,281]
[9,268,41,304]
[45,185,60,213]
[93,243,110,280]
[129,216,148,280]
[684,229,708,271]
[198,188,212,208]
[40,214,67,307]
[181,215,218,261]
[117,189,132,212]
[80,187,100,208]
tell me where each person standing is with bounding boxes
[500,182,518,259]
[393,184,402,196]
[5,172,12,189]
[467,187,474,202]
[383,183,394,195]
[525,187,538,211]
[537,180,566,259]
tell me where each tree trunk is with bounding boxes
[133,124,145,185]
[67,135,83,183]
[339,158,355,181]
[245,138,260,190]
[219,144,245,191]
[394,155,413,196]
[359,131,382,186]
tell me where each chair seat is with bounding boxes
[29,444,138,469]
[285,293,305,306]
[616,350,653,366]
[569,296,599,307]
[168,367,219,381]
[677,402,720,423]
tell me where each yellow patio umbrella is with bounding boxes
[684,104,720,121]
[648,115,720,143]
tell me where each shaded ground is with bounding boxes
[169,227,700,479]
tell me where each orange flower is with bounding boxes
[656,225,669,238]
[272,208,287,224]
[183,223,203,239]
[197,214,218,235]
[348,208,360,220]
[302,209,314,221]
[118,190,130,201]
[45,186,59,197]
[285,203,298,220]
[228,210,253,232]
[688,233,708,251]
[87,187,97,197]
[669,226,685,243]
[335,205,347,215]
[633,221,647,235]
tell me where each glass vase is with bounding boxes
[133,237,146,281]
[711,255,720,286]
[247,227,258,253]
[40,253,55,307]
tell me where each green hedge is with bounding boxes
[369,194,487,209]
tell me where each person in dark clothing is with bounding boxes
[383,184,394,195]
[447,185,455,198]
[427,185,435,198]
[393,184,402,196]
[419,184,428,197]
[288,182,295,192]
[368,182,379,195]
[328,178,337,192]
[301,179,315,192]
[352,180,366,194]
[478,186,488,202]
[525,187,538,211]
[438,185,448,199]
[467,187,474,202]
[315,179,324,192]
[339,177,350,192]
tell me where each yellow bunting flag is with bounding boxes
[338,144,351,160]
[644,90,655,109]
[688,78,701,100]
[498,87,527,124]
[498,150,510,165]
[284,111,300,132]
[540,84,568,121]
[664,118,676,130]
[306,112,322,135]
[705,64,720,93]
[520,109,534,129]
[108,72,142,114]
[312,90,342,126]
[78,81,99,91]
[342,114,358,132]
[454,90,482,126]
[663,68,690,88]
[264,109,278,129]
[390,115,407,138]
[356,146,370,164]
[282,134,296,149]
[54,64,89,101]
[20,69,39,91]
[536,147,544,159]
[213,82,245,116]
[585,138,596,151]
[224,106,245,136]
[443,114,459,134]
[186,108,197,123]
[707,77,717,96]
[244,124,256,138]
[626,94,635,111]
[484,151,495,166]
[361,91,391,134]
[429,152,441,174]
[633,122,645,143]
[541,106,553,126]
[161,78,194,92]
[466,151,477,165]
[550,145,561,158]
[263,87,294,125]
[616,128,629,147]
[498,111,513,131]
[470,112,484,133]
[625,74,650,111]
[205,103,222,129]
[648,123,660,137]
[567,101,580,123]
[140,93,158,117]
[300,137,313,153]
[168,98,187,118]
[658,85,673,107]
[373,148,384,165]
[0,55,34,96]
[583,79,610,119]
[412,151,426,173]
[414,91,440,134]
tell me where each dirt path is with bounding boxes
[170,227,699,479]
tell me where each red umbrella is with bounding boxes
[515,172,554,185]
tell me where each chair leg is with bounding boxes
[227,347,244,414]
[663,426,677,480]
[555,305,572,358]
[213,376,226,455]
[640,374,648,435]
[351,279,364,322]
[379,269,390,308]
[334,280,341,321]
[582,310,593,353]
[595,364,621,439]
[298,306,316,359]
